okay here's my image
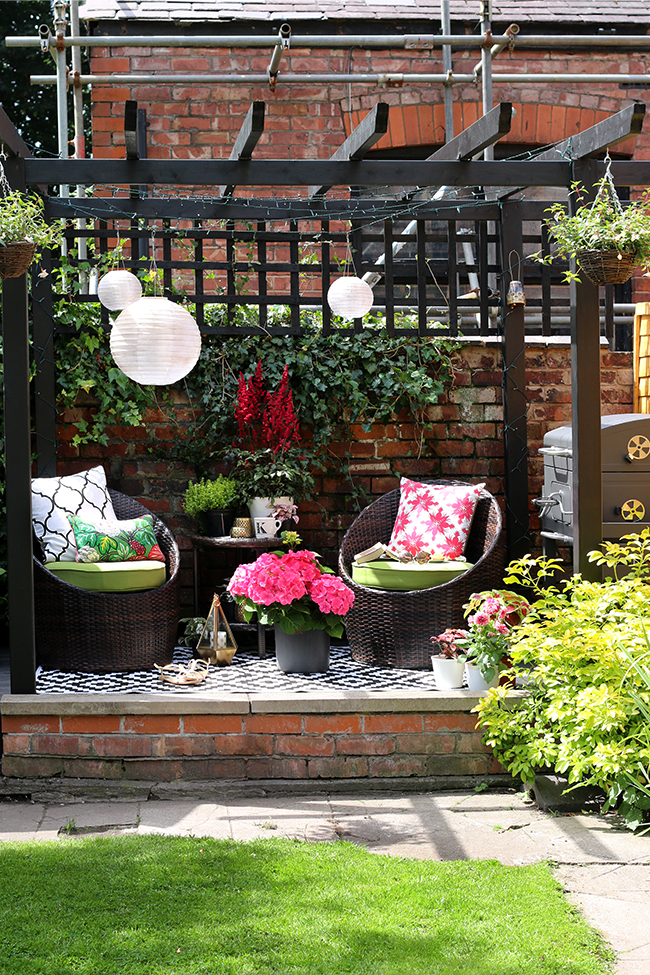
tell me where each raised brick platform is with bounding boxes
[0,689,518,788]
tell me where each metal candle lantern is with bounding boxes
[97,269,142,311]
[110,296,201,385]
[506,280,526,307]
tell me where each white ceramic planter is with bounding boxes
[431,656,465,690]
[249,496,294,538]
[464,663,499,691]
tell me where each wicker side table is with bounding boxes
[187,534,277,658]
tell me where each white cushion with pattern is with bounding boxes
[31,466,117,561]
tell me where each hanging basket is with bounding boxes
[0,241,36,278]
[576,248,637,286]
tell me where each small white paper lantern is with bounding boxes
[327,276,374,320]
[110,296,202,385]
[97,269,142,311]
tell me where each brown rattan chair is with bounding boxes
[338,479,504,669]
[33,490,180,673]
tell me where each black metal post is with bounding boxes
[500,201,530,561]
[570,158,602,580]
[2,157,36,692]
[32,248,56,477]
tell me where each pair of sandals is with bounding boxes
[155,658,210,686]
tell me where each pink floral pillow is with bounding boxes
[388,479,485,560]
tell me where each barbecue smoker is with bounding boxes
[537,414,650,551]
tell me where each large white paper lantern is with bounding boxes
[97,269,142,311]
[327,276,374,320]
[110,296,202,385]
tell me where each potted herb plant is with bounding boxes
[541,163,650,285]
[227,547,354,673]
[183,475,239,537]
[0,178,63,278]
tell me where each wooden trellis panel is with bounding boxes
[634,302,650,413]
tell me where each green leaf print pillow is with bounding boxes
[67,514,165,563]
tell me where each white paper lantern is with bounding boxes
[97,269,143,311]
[110,296,202,385]
[327,276,374,320]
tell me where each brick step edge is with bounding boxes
[0,773,519,804]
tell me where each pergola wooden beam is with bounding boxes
[124,100,139,160]
[308,103,390,197]
[535,102,645,161]
[219,101,266,198]
[26,158,576,187]
[426,103,513,161]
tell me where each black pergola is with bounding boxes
[4,100,650,693]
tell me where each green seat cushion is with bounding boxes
[44,559,167,593]
[351,559,473,592]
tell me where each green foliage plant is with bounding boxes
[538,172,650,283]
[183,476,238,520]
[0,189,62,253]
[474,533,650,830]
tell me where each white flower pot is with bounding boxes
[464,663,499,691]
[431,656,465,690]
[249,496,293,538]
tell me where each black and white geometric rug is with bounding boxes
[35,646,448,695]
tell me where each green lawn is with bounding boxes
[0,835,613,975]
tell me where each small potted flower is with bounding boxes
[227,546,354,674]
[461,589,530,690]
[430,628,469,690]
[183,475,238,537]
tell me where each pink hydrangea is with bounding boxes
[307,573,355,616]
[227,549,354,619]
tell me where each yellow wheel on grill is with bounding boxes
[627,435,650,461]
[622,499,646,521]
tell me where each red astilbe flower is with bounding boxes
[234,359,268,448]
[263,365,300,453]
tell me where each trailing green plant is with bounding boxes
[183,476,238,521]
[474,535,650,830]
[0,188,63,252]
[536,170,650,283]
[53,257,161,447]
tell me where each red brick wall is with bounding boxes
[1,709,503,782]
[89,44,650,163]
[55,343,634,616]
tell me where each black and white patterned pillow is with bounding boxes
[32,466,117,561]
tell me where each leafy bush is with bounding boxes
[474,533,650,830]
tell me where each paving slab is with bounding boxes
[556,864,650,975]
[0,802,45,842]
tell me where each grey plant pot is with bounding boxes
[274,625,330,674]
